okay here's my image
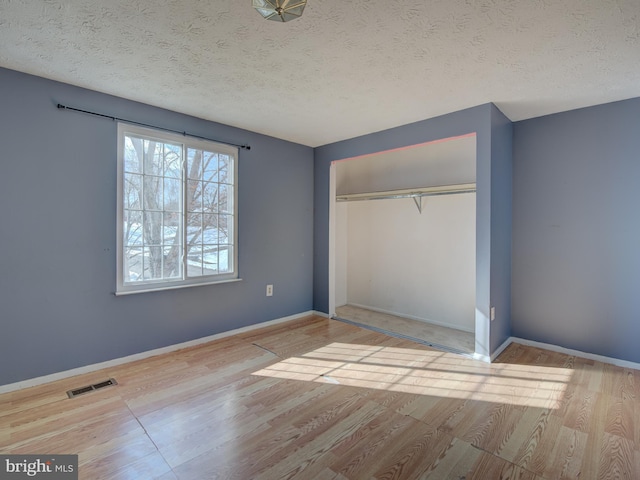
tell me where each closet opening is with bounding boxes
[329,134,477,356]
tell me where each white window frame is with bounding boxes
[116,123,239,295]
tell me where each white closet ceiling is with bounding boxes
[1,0,638,147]
[336,135,476,195]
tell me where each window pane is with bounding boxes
[163,245,181,279]
[164,145,182,178]
[124,247,143,282]
[218,184,232,214]
[218,214,232,244]
[202,214,219,244]
[202,152,218,182]
[219,246,232,273]
[187,212,203,244]
[124,136,142,173]
[163,211,180,244]
[187,179,203,212]
[219,155,232,184]
[164,178,180,212]
[186,244,203,277]
[143,211,163,246]
[124,210,143,246]
[202,246,218,275]
[124,174,142,210]
[141,246,161,280]
[187,149,202,180]
[144,140,164,176]
[203,182,218,213]
[143,175,162,210]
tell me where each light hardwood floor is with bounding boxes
[335,304,475,354]
[1,315,639,479]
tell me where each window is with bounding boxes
[117,123,238,294]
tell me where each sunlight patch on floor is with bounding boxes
[252,343,572,408]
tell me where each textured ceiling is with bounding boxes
[0,0,639,147]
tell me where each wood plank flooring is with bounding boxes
[1,315,638,479]
[335,304,475,354]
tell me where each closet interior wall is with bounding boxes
[333,135,477,334]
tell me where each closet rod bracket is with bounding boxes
[413,195,423,214]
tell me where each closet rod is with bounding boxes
[336,183,476,203]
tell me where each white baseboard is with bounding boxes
[493,337,640,370]
[9,313,637,395]
[490,337,514,362]
[472,353,490,363]
[343,303,475,334]
[0,310,319,395]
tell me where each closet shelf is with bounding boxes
[336,183,476,214]
[335,183,476,203]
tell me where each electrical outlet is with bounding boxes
[490,306,496,321]
[266,284,273,297]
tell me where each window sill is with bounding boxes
[115,278,243,296]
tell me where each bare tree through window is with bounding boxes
[120,127,235,291]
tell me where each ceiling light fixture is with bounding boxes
[253,0,307,22]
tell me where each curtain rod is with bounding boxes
[56,103,251,150]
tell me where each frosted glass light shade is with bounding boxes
[253,0,307,22]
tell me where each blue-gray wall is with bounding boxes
[512,98,640,363]
[0,68,314,386]
[15,64,640,384]
[490,105,513,353]
[314,103,513,359]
